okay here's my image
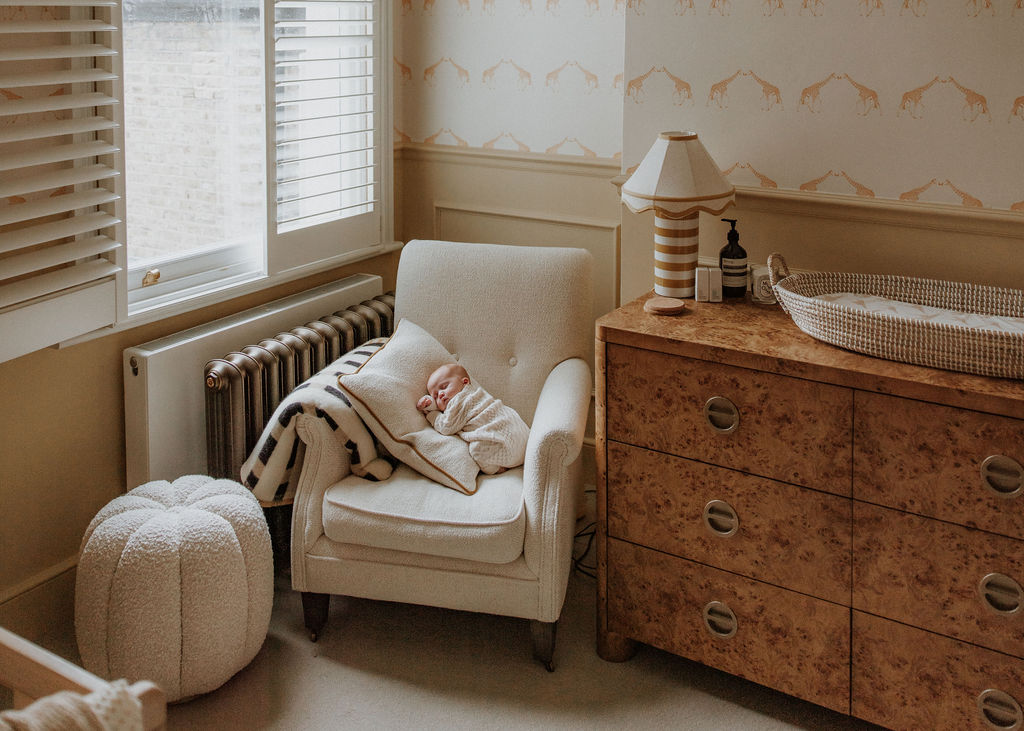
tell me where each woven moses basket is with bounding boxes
[767,253,1024,380]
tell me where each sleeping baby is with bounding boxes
[416,363,529,474]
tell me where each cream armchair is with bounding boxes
[289,240,593,670]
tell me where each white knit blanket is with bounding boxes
[241,339,394,502]
[0,680,141,731]
[426,382,529,474]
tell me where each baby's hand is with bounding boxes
[416,394,434,413]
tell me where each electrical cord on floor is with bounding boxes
[573,520,597,579]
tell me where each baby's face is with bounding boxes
[427,364,469,412]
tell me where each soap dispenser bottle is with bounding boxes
[719,218,747,298]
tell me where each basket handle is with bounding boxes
[767,253,790,287]
[766,253,791,314]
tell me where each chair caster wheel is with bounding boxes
[309,631,319,643]
[543,661,554,673]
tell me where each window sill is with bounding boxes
[58,240,404,349]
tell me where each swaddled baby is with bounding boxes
[416,363,529,474]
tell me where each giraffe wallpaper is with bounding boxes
[394,0,624,158]
[622,0,1024,212]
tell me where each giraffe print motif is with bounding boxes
[626,66,657,103]
[837,73,880,116]
[659,67,693,106]
[745,70,783,111]
[707,69,743,108]
[1010,95,1024,123]
[724,162,779,189]
[483,132,531,152]
[965,0,994,16]
[900,0,927,15]
[799,73,837,113]
[897,76,940,118]
[944,76,990,121]
[800,0,825,15]
[546,137,598,157]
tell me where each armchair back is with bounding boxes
[394,240,593,423]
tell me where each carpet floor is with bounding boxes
[166,524,881,730]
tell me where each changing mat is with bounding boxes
[814,292,1024,334]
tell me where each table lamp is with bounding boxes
[622,131,735,315]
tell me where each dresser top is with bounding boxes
[597,293,1024,419]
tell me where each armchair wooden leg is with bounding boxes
[302,592,329,642]
[530,620,557,672]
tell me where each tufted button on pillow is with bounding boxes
[508,356,517,366]
[75,475,273,702]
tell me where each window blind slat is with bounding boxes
[0,189,119,227]
[0,141,119,173]
[0,163,118,199]
[0,44,117,63]
[0,92,117,117]
[0,260,120,311]
[0,212,120,255]
[2,236,119,280]
[0,116,118,145]
[278,178,374,203]
[2,19,117,34]
[7,0,118,6]
[277,198,375,226]
[0,68,118,89]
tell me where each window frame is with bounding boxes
[0,0,394,359]
[121,0,393,322]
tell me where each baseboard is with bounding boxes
[0,563,78,660]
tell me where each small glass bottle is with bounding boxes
[718,218,747,298]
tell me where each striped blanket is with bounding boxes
[241,337,394,503]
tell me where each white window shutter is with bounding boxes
[0,0,124,363]
[266,0,386,276]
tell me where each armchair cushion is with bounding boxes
[322,464,526,564]
[338,318,481,494]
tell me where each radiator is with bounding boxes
[203,292,395,485]
[123,275,386,489]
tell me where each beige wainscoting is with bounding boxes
[621,187,1024,305]
[395,143,623,321]
[397,142,1024,313]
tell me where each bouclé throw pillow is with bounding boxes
[337,318,481,494]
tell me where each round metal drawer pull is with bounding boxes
[981,455,1024,498]
[978,573,1024,615]
[703,500,739,537]
[702,601,737,639]
[704,396,739,433]
[977,689,1023,731]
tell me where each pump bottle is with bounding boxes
[719,218,747,298]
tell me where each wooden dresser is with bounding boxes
[596,294,1024,730]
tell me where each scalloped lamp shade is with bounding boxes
[622,131,735,311]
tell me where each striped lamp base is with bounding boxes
[654,213,699,299]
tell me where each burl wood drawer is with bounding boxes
[606,442,851,604]
[853,502,1024,658]
[854,391,1024,540]
[607,538,850,713]
[605,344,852,495]
[853,611,1024,731]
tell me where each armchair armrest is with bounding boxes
[289,413,355,588]
[521,357,592,613]
[525,357,592,469]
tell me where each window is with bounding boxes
[0,0,391,362]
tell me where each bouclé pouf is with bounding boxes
[75,475,273,702]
